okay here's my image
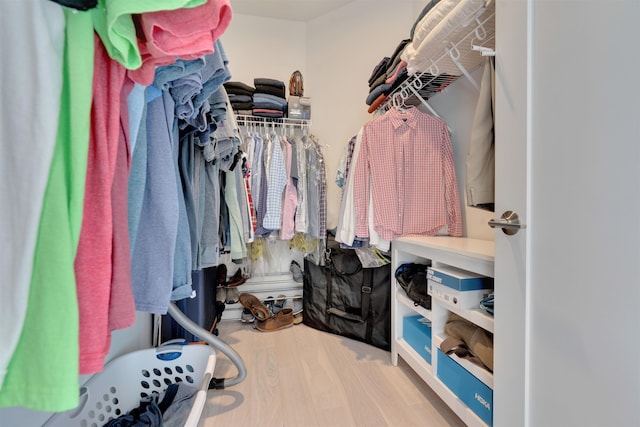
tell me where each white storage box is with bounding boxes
[427,265,493,291]
[428,281,491,311]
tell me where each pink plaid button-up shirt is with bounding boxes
[353,107,462,241]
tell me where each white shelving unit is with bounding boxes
[391,235,494,427]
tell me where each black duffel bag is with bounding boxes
[303,242,391,350]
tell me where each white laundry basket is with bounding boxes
[44,342,216,427]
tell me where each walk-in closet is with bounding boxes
[1,1,639,426]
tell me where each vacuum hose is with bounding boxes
[167,302,247,388]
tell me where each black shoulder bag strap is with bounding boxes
[361,267,374,342]
[324,252,334,326]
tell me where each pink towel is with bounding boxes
[129,0,233,85]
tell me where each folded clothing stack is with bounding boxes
[224,81,255,115]
[365,38,414,112]
[253,78,287,118]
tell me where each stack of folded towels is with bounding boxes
[224,81,255,115]
[253,77,287,118]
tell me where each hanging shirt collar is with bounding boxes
[388,106,419,130]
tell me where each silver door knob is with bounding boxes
[488,210,526,235]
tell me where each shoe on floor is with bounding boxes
[227,268,247,287]
[285,294,303,315]
[293,312,303,325]
[216,263,228,287]
[238,293,271,321]
[240,308,255,323]
[264,296,275,315]
[255,308,294,332]
[273,294,287,314]
[225,287,239,304]
[216,286,226,303]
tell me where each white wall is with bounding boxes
[306,1,416,230]
[220,14,307,95]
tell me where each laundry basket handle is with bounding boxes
[59,386,90,420]
[155,344,188,361]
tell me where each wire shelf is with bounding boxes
[382,0,495,113]
[235,114,311,128]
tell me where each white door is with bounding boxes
[495,1,640,426]
[493,1,528,426]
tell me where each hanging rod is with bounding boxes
[235,114,311,128]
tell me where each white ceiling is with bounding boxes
[230,0,355,22]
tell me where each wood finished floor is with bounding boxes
[198,320,465,427]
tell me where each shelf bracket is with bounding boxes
[405,83,453,134]
[446,44,479,90]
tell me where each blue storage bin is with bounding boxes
[403,315,432,364]
[437,349,493,426]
